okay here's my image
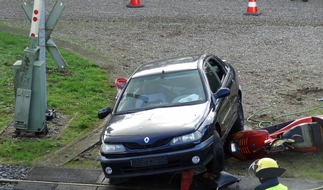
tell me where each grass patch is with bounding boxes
[0,31,27,127]
[0,138,57,164]
[271,150,323,181]
[0,31,115,165]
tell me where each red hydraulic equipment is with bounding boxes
[227,115,323,161]
[181,169,194,190]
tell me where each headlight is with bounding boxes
[230,142,238,153]
[170,131,202,146]
[100,143,126,154]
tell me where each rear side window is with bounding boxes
[204,63,221,93]
[209,58,227,81]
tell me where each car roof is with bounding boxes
[132,54,207,78]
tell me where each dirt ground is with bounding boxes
[1,0,322,123]
[1,0,323,180]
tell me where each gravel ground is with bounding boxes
[0,0,323,188]
[0,164,31,190]
[1,0,322,121]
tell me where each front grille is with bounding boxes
[125,138,171,149]
[121,160,181,174]
[131,156,168,167]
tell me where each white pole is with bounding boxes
[29,0,42,37]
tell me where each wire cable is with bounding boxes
[247,104,323,128]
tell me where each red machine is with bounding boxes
[227,115,323,160]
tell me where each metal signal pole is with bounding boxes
[13,0,67,134]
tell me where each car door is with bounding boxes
[204,56,237,135]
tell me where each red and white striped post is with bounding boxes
[14,0,65,133]
[29,0,42,37]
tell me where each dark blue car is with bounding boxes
[98,54,244,184]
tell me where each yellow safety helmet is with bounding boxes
[249,158,286,179]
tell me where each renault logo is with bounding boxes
[144,137,150,143]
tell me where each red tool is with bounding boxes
[227,115,323,160]
[181,169,194,190]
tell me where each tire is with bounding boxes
[230,96,244,135]
[205,132,225,174]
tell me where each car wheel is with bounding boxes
[230,96,244,135]
[205,132,225,174]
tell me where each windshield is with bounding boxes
[116,70,206,113]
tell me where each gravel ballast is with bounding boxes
[0,164,31,190]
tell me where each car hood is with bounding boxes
[103,103,210,141]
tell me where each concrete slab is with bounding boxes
[25,166,102,184]
[14,182,56,190]
[37,116,109,167]
[55,184,98,190]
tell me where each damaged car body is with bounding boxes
[98,54,244,183]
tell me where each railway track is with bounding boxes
[2,169,323,190]
[36,115,110,167]
[0,166,181,190]
[0,178,110,188]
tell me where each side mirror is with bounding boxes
[211,88,230,108]
[98,107,112,119]
[213,87,230,99]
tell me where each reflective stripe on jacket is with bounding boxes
[255,178,288,190]
[266,183,288,190]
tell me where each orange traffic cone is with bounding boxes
[244,0,261,16]
[126,0,144,8]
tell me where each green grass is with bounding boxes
[0,139,57,164]
[0,31,27,128]
[271,150,323,181]
[0,31,115,165]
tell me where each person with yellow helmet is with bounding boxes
[249,157,288,190]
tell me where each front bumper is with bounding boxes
[100,136,214,178]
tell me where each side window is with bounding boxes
[208,58,226,81]
[204,63,221,93]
